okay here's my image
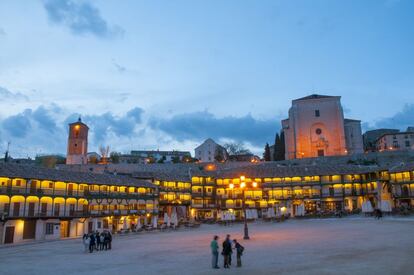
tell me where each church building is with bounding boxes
[282,94,363,160]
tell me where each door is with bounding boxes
[13,202,20,217]
[69,204,75,216]
[6,180,12,192]
[41,203,48,216]
[23,220,36,239]
[28,202,35,217]
[60,221,69,238]
[88,221,93,233]
[30,180,37,194]
[4,226,14,244]
[67,184,73,196]
[54,203,60,216]
[317,149,325,157]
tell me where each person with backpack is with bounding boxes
[233,239,244,267]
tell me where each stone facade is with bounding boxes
[282,94,363,159]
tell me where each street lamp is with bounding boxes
[228,176,257,240]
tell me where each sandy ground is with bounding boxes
[0,217,414,275]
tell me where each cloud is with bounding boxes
[0,86,29,101]
[66,107,144,144]
[127,107,144,123]
[149,111,279,146]
[2,111,32,138]
[374,104,414,130]
[43,0,123,38]
[32,106,59,132]
[0,105,145,157]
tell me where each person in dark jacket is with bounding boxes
[225,234,233,266]
[95,231,101,251]
[233,239,244,267]
[103,232,109,250]
[89,233,95,253]
[222,235,232,268]
[107,231,112,250]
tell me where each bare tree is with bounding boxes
[99,145,110,164]
[223,142,251,155]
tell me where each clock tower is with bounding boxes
[66,117,89,165]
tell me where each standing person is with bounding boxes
[82,234,89,253]
[210,236,220,269]
[95,231,101,251]
[89,233,95,253]
[99,232,105,250]
[103,232,109,250]
[107,231,112,250]
[222,235,232,268]
[233,239,245,267]
[225,235,233,266]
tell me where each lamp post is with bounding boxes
[229,176,257,240]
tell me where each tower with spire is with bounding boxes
[66,117,89,165]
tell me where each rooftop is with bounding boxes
[0,163,156,188]
[294,94,337,102]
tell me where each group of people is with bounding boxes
[82,231,112,253]
[210,234,244,269]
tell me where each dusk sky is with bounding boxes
[1,0,414,157]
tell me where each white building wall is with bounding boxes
[195,139,221,162]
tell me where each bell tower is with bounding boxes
[66,117,89,165]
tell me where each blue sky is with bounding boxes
[0,0,414,157]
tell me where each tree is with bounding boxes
[264,143,271,161]
[171,156,181,163]
[273,133,280,161]
[279,131,285,160]
[99,145,110,164]
[110,152,121,164]
[214,147,226,162]
[273,131,286,161]
[223,142,251,155]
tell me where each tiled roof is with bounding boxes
[214,163,381,179]
[388,162,414,173]
[294,94,336,101]
[0,164,156,188]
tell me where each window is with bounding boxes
[318,150,325,157]
[49,182,53,188]
[3,203,10,213]
[97,222,102,229]
[15,180,21,186]
[46,223,54,235]
[315,110,320,117]
[316,128,322,135]
[405,141,410,147]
